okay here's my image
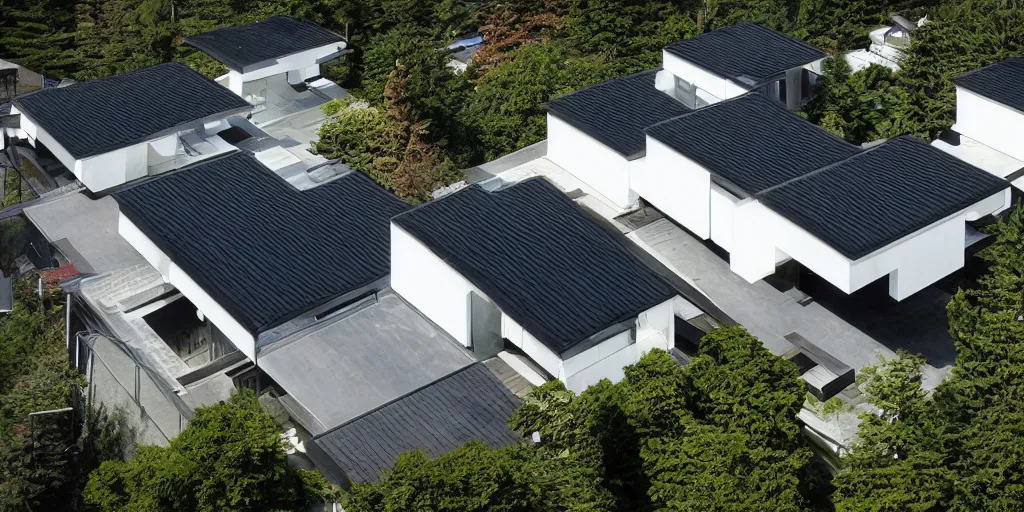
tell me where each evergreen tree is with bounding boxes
[0,0,79,78]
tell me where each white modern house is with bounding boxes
[391,177,702,393]
[9,63,252,192]
[949,58,1024,167]
[185,16,348,116]
[114,152,410,362]
[637,94,1010,301]
[546,22,827,212]
[659,21,827,111]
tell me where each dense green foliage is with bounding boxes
[831,203,1024,511]
[0,274,91,511]
[83,389,338,512]
[805,0,1024,144]
[343,441,614,512]
[348,327,821,511]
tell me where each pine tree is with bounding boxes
[0,0,79,78]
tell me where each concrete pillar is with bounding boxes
[785,67,802,110]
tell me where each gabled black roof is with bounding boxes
[645,94,861,197]
[546,69,691,159]
[664,22,826,85]
[953,57,1024,113]
[757,136,1008,260]
[184,16,346,72]
[113,152,410,335]
[13,63,250,160]
[393,178,677,356]
[309,362,522,484]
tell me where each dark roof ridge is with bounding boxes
[113,150,243,194]
[752,138,883,198]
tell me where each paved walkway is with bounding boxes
[629,218,954,390]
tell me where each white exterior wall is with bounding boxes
[391,223,483,346]
[662,51,741,103]
[709,184,739,251]
[563,298,674,393]
[78,148,131,192]
[953,87,1024,162]
[119,213,257,361]
[634,136,712,239]
[731,189,1011,300]
[501,314,562,376]
[238,43,345,83]
[547,113,638,209]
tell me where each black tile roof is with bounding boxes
[953,57,1024,113]
[546,69,691,159]
[757,136,1008,260]
[113,152,410,335]
[645,94,861,197]
[393,178,677,356]
[13,63,251,160]
[664,22,826,85]
[309,362,522,484]
[184,16,346,72]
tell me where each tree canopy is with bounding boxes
[83,389,338,512]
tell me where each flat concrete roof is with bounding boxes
[257,291,477,434]
[23,192,147,274]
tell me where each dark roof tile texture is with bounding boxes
[114,152,410,335]
[664,22,826,84]
[953,57,1024,113]
[646,94,861,196]
[311,362,522,484]
[393,178,677,355]
[546,69,691,159]
[14,63,251,159]
[185,16,345,72]
[757,136,1008,260]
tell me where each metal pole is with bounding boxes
[65,294,71,352]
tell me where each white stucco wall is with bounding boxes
[239,43,346,82]
[391,223,481,347]
[634,136,712,239]
[547,113,638,210]
[562,298,674,393]
[118,212,257,361]
[709,184,739,251]
[219,42,348,98]
[731,188,1011,300]
[953,87,1024,162]
[662,52,742,103]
